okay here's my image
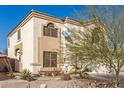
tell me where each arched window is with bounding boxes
[47,23,54,29]
[43,23,57,37]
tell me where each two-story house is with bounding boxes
[7,10,82,74]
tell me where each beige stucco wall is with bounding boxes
[8,31,20,59]
[21,17,34,72]
[8,16,66,74]
[33,17,63,69]
[7,15,83,74]
[8,17,35,72]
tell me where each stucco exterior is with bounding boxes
[8,17,34,72]
[7,10,83,74]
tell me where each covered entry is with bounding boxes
[14,43,23,72]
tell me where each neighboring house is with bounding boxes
[7,10,84,74]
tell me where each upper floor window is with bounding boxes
[8,38,10,47]
[43,23,58,37]
[17,29,21,41]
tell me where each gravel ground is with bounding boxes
[29,79,83,88]
[0,77,113,88]
[0,73,124,88]
[0,73,12,81]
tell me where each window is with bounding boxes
[17,29,21,41]
[43,51,57,67]
[8,38,10,47]
[43,23,58,37]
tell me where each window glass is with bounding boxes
[17,29,21,41]
[8,38,10,47]
[43,51,57,67]
[43,23,57,37]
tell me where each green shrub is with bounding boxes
[20,69,33,81]
[83,67,92,72]
[77,68,89,78]
[69,68,76,74]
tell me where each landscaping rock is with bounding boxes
[15,76,20,79]
[61,74,71,80]
[40,84,47,88]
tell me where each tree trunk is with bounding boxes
[79,71,82,78]
[115,71,119,87]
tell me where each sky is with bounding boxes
[0,5,84,52]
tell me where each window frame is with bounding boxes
[8,38,10,47]
[43,23,58,37]
[17,29,21,41]
[43,51,57,67]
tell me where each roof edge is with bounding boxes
[7,11,33,37]
[7,10,63,37]
[7,10,95,38]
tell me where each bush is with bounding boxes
[20,69,33,81]
[69,68,76,74]
[77,69,89,78]
[83,67,92,72]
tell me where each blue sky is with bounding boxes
[0,5,84,52]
